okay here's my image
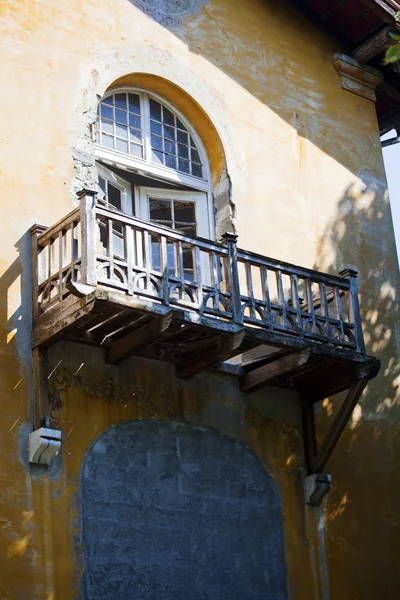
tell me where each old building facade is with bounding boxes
[1,0,400,598]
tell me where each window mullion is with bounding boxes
[143,93,151,162]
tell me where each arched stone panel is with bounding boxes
[81,420,288,599]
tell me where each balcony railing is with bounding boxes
[32,190,366,355]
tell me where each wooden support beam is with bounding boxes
[32,347,49,430]
[312,378,369,473]
[105,312,173,365]
[352,25,392,62]
[176,330,245,380]
[32,293,99,348]
[301,358,380,403]
[242,348,312,393]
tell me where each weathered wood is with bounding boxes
[242,348,312,393]
[312,377,369,473]
[37,208,79,245]
[298,358,380,403]
[106,312,173,365]
[339,268,365,354]
[176,329,245,379]
[30,224,47,318]
[79,189,98,286]
[352,25,392,62]
[32,346,49,429]
[32,293,98,348]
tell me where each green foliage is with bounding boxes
[383,20,400,65]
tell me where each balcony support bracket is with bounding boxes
[301,358,380,474]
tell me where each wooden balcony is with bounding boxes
[31,190,379,473]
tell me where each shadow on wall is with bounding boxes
[0,230,34,418]
[124,0,381,181]
[312,174,400,598]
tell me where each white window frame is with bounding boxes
[136,187,211,239]
[97,163,133,215]
[95,87,215,240]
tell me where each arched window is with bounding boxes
[95,88,213,241]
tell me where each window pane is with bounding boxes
[116,138,128,153]
[191,148,201,163]
[192,163,203,178]
[151,150,164,165]
[115,109,127,125]
[100,104,113,120]
[174,201,196,224]
[178,158,190,174]
[178,144,189,158]
[128,93,141,114]
[101,134,114,149]
[115,93,127,110]
[176,118,187,130]
[103,96,114,106]
[177,130,188,144]
[149,199,172,222]
[165,154,176,169]
[151,239,161,271]
[149,99,162,121]
[150,120,162,136]
[151,135,163,151]
[101,119,113,135]
[163,107,175,126]
[98,176,106,194]
[130,143,143,158]
[164,140,176,154]
[108,183,122,210]
[116,124,128,139]
[164,125,175,141]
[129,127,141,142]
[129,113,141,129]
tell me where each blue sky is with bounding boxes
[382,131,400,261]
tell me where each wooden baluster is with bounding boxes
[245,261,256,320]
[211,251,220,311]
[276,269,287,328]
[339,268,365,353]
[107,218,114,282]
[48,237,53,301]
[194,245,203,313]
[291,273,303,333]
[125,223,134,295]
[221,233,242,325]
[30,224,47,318]
[177,241,185,300]
[70,221,77,282]
[260,265,271,326]
[319,282,331,342]
[160,235,169,305]
[333,286,345,342]
[143,230,150,293]
[306,278,317,335]
[78,189,98,287]
[58,230,64,301]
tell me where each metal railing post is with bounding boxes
[78,189,98,287]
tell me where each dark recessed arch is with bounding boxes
[80,419,288,600]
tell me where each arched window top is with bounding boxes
[96,89,208,187]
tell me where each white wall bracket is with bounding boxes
[29,427,62,466]
[305,473,332,505]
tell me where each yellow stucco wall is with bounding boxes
[0,0,399,598]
